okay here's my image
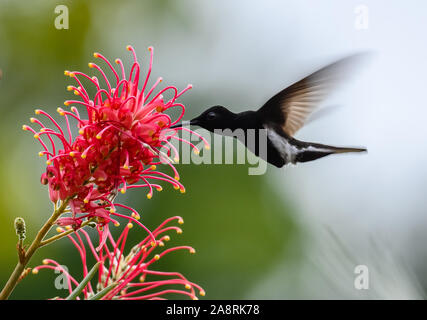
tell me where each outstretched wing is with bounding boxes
[257,53,370,137]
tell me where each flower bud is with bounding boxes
[14,217,26,241]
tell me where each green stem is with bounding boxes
[66,262,100,300]
[89,283,118,300]
[0,199,70,300]
[39,217,95,248]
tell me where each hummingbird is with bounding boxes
[172,54,368,168]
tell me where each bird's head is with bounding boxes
[171,105,236,132]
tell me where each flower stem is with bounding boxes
[39,217,96,247]
[0,199,70,300]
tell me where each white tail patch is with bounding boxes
[265,126,334,165]
[265,126,299,164]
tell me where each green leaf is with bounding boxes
[89,282,118,300]
[65,261,100,300]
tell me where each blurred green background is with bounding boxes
[0,0,299,299]
[0,0,426,299]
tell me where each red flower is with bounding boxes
[33,217,205,300]
[23,46,209,243]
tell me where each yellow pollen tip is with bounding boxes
[40,128,46,133]
[205,144,211,150]
[69,72,75,78]
[151,241,156,247]
[178,218,184,225]
[185,284,191,290]
[42,259,49,265]
[69,152,75,157]
[154,254,160,260]
[156,186,163,192]
[131,212,139,219]
[96,135,102,140]
[79,129,84,135]
[65,226,72,231]
[88,62,94,68]
[193,149,200,155]
[30,117,36,123]
[64,101,70,106]
[126,45,132,51]
[159,77,163,82]
[190,248,196,254]
[22,125,28,131]
[67,85,73,91]
[173,185,179,190]
[120,188,126,194]
[150,165,156,170]
[115,59,120,64]
[35,109,41,115]
[123,164,129,169]
[114,222,120,227]
[176,228,183,234]
[56,227,64,233]
[109,208,116,213]
[174,176,180,181]
[192,296,198,300]
[74,90,79,95]
[164,235,171,242]
[46,160,52,165]
[83,199,89,204]
[33,134,40,139]
[200,290,206,296]
[64,70,69,76]
[180,188,186,194]
[93,52,99,58]
[38,151,44,157]
[32,269,39,275]
[81,154,87,159]
[139,276,145,282]
[147,193,152,199]
[127,223,133,229]
[174,157,179,163]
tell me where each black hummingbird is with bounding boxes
[172,54,368,168]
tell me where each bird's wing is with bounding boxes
[257,53,370,137]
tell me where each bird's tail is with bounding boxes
[295,142,367,163]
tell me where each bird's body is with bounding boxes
[200,109,365,168]
[172,53,368,167]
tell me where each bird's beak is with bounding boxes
[170,118,200,129]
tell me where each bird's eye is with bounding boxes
[206,112,216,120]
